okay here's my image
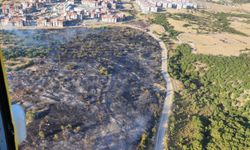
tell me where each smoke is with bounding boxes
[0,27,103,60]
[1,27,102,44]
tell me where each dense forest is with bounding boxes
[167,44,250,149]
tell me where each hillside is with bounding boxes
[167,44,250,149]
[1,27,166,149]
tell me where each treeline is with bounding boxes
[3,47,51,60]
[151,14,180,39]
[167,44,250,149]
[168,12,248,36]
[232,0,250,3]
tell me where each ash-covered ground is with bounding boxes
[1,27,166,150]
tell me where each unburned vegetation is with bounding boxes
[167,44,250,150]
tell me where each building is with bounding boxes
[136,0,159,13]
[50,17,64,27]
[0,0,124,27]
[65,11,78,20]
[136,0,198,13]
[11,16,24,27]
[101,14,117,22]
[81,0,98,8]
[37,17,48,27]
[0,17,10,26]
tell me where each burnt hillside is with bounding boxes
[1,27,165,150]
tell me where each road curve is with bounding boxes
[95,24,174,150]
[152,34,174,150]
[8,23,174,149]
[117,25,174,150]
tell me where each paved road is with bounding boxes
[104,25,174,150]
[78,12,174,150]
[88,24,174,150]
[6,23,174,149]
[153,36,174,150]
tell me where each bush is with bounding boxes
[151,14,180,39]
[137,132,148,150]
[98,66,108,76]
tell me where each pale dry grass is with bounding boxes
[179,33,250,56]
[230,21,250,36]
[205,2,250,14]
[235,89,250,107]
[167,7,250,56]
[123,3,133,10]
[167,9,194,14]
[149,24,165,35]
[171,78,184,91]
[168,18,197,33]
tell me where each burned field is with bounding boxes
[1,27,165,150]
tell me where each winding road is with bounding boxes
[153,37,174,150]
[8,22,174,150]
[114,24,174,150]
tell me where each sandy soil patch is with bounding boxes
[171,78,184,91]
[166,4,250,56]
[230,21,250,36]
[167,9,197,14]
[179,33,250,56]
[123,3,133,10]
[149,24,165,34]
